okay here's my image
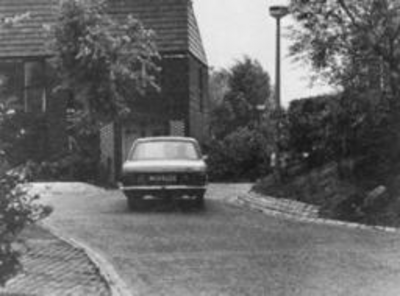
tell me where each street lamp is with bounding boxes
[269,5,288,110]
[269,5,288,181]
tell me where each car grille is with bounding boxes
[122,173,207,186]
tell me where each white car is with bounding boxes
[120,137,208,209]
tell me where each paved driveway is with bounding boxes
[38,183,400,296]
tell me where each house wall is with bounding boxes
[121,119,168,163]
[161,55,190,125]
[188,55,210,143]
[106,55,190,182]
[157,53,210,142]
[101,54,210,183]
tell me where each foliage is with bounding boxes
[0,111,48,166]
[208,68,230,109]
[48,0,159,126]
[207,126,272,181]
[0,105,52,286]
[289,0,400,95]
[229,57,271,107]
[0,101,51,287]
[47,0,161,182]
[207,57,274,181]
[0,169,52,286]
[268,91,400,225]
[287,91,396,172]
[210,57,272,139]
[0,12,30,28]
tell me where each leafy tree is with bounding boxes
[210,57,272,138]
[207,58,274,180]
[229,57,271,107]
[48,0,159,126]
[209,68,230,109]
[45,0,160,180]
[289,0,400,95]
[289,0,400,180]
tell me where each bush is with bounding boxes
[207,127,271,181]
[0,112,48,166]
[287,91,397,172]
[0,166,52,286]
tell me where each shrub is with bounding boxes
[0,112,48,166]
[287,91,396,171]
[0,166,52,286]
[207,127,272,181]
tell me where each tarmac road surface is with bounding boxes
[38,182,400,296]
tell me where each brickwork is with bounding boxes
[169,119,185,136]
[238,191,398,233]
[188,55,210,142]
[0,238,110,296]
[100,123,115,184]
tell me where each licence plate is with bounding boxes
[148,174,177,183]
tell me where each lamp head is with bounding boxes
[269,5,289,19]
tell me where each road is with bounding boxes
[38,183,400,296]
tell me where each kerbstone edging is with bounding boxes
[40,223,133,296]
[239,192,320,218]
[237,191,398,233]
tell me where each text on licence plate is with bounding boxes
[148,174,177,182]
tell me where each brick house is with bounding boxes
[0,0,210,181]
[0,0,68,163]
[100,0,210,183]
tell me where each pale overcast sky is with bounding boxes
[192,0,335,106]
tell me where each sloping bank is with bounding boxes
[251,161,400,228]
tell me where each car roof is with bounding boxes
[134,136,198,144]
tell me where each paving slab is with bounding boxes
[0,228,110,296]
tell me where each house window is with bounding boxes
[24,60,46,113]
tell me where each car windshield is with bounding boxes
[129,141,200,161]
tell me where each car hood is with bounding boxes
[122,160,207,173]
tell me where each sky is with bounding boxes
[192,0,336,107]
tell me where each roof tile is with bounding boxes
[0,0,207,64]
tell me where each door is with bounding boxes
[122,121,168,162]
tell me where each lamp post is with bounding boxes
[269,5,288,181]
